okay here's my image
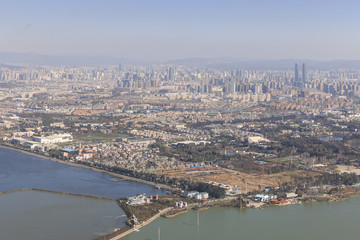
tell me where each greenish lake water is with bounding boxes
[2,147,360,240]
[123,197,360,240]
[0,190,126,240]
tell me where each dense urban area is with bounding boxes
[2,62,360,205]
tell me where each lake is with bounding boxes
[0,147,166,198]
[0,147,167,239]
[122,197,360,240]
[2,147,360,240]
[0,190,126,240]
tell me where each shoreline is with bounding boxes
[0,188,115,201]
[101,207,174,240]
[3,143,360,240]
[162,209,188,218]
[0,143,176,240]
[0,144,174,191]
[0,144,269,240]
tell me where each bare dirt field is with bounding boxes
[336,165,360,175]
[163,167,319,193]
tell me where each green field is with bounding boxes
[74,134,129,143]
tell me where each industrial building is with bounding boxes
[32,133,73,144]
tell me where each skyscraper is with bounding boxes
[229,79,236,93]
[168,67,173,80]
[295,63,299,83]
[302,63,307,82]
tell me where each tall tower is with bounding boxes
[295,63,299,83]
[302,63,307,82]
[229,79,236,93]
[168,67,173,80]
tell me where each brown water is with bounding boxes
[0,190,126,240]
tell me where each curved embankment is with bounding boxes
[107,207,173,240]
[0,188,115,201]
[162,209,188,218]
[1,188,126,240]
[100,202,200,240]
[0,145,179,240]
[0,144,174,191]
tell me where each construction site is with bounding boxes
[160,164,320,193]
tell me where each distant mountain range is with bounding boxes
[166,58,360,70]
[0,52,146,67]
[1,52,360,70]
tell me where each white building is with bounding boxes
[128,138,156,147]
[127,194,151,205]
[32,133,73,144]
[184,191,199,198]
[247,136,270,144]
[22,141,55,152]
[194,192,209,200]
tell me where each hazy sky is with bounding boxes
[1,0,360,61]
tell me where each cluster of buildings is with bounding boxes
[254,192,297,203]
[126,193,155,205]
[64,140,183,172]
[174,201,188,209]
[2,62,360,196]
[1,63,360,116]
[10,133,72,151]
[184,191,209,200]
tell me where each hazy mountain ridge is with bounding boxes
[167,58,360,70]
[0,52,148,67]
[1,52,360,70]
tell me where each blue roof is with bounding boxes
[63,148,74,152]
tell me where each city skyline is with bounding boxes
[2,0,360,61]
[3,1,360,239]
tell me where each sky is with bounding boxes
[1,0,360,62]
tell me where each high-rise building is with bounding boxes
[302,63,307,82]
[295,63,299,83]
[168,67,173,80]
[229,80,236,93]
